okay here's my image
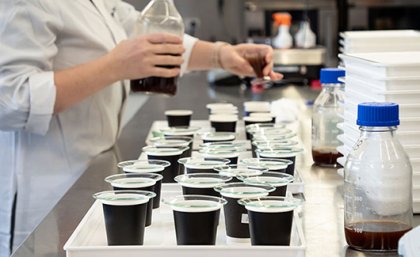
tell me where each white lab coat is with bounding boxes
[0,0,197,256]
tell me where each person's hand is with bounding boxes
[107,33,185,81]
[219,43,283,80]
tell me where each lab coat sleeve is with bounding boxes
[181,34,198,75]
[0,0,61,135]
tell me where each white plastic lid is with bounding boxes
[209,114,238,122]
[163,195,227,212]
[165,110,193,116]
[93,191,154,206]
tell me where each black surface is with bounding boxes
[223,196,249,239]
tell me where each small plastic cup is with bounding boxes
[199,148,241,165]
[175,173,232,197]
[240,158,292,173]
[250,127,294,139]
[238,196,301,245]
[238,172,294,197]
[161,126,201,139]
[199,141,247,151]
[209,114,238,133]
[250,112,276,123]
[256,147,304,176]
[163,195,227,245]
[206,103,235,114]
[143,146,189,183]
[117,160,170,209]
[93,190,155,245]
[200,132,236,143]
[214,164,267,183]
[210,106,239,115]
[179,157,230,174]
[165,110,193,128]
[214,183,275,242]
[148,136,193,158]
[251,140,298,158]
[243,116,273,138]
[105,174,162,226]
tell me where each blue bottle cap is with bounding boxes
[320,68,345,84]
[357,102,399,127]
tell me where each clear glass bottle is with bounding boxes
[344,102,412,252]
[131,0,184,96]
[312,68,345,166]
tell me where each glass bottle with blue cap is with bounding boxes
[344,102,412,252]
[312,68,345,166]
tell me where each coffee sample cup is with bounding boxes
[240,158,292,174]
[181,158,230,174]
[238,196,301,245]
[105,174,162,226]
[250,112,276,123]
[93,190,155,245]
[250,127,294,139]
[206,103,235,114]
[175,173,232,197]
[200,141,247,151]
[209,114,238,133]
[117,160,170,209]
[200,132,236,143]
[148,136,193,158]
[161,126,201,139]
[214,165,267,183]
[199,148,241,165]
[165,110,193,128]
[143,146,188,183]
[214,183,274,242]
[238,172,294,197]
[243,116,273,140]
[256,147,304,176]
[210,106,239,115]
[252,140,298,158]
[163,195,227,245]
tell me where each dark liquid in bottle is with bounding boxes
[130,64,179,96]
[312,149,343,166]
[345,221,412,251]
[246,54,267,78]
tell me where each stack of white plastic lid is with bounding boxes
[340,30,420,54]
[338,51,420,212]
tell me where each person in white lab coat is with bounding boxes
[0,0,281,256]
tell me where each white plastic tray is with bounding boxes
[345,86,420,105]
[344,72,420,91]
[342,93,420,119]
[64,184,306,257]
[339,52,420,78]
[340,30,420,45]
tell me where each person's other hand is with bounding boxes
[219,43,283,80]
[107,33,185,81]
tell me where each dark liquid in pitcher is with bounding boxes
[345,221,411,251]
[312,149,343,166]
[131,63,179,96]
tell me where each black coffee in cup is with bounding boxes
[209,115,238,133]
[257,148,303,176]
[106,176,157,227]
[118,160,169,209]
[239,172,294,197]
[165,110,193,128]
[243,117,273,140]
[214,183,274,241]
[201,132,236,144]
[130,72,178,96]
[94,191,153,246]
[143,146,187,183]
[175,173,231,197]
[238,197,301,245]
[163,195,227,245]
